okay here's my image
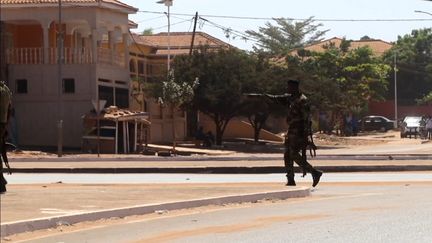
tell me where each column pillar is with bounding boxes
[42,24,50,64]
[91,29,98,64]
[108,31,115,64]
[122,33,129,69]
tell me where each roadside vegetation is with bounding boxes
[145,17,432,145]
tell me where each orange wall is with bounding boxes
[7,23,72,48]
[369,100,432,119]
[13,25,43,47]
[49,22,57,47]
[11,23,72,48]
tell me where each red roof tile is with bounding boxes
[140,32,231,49]
[292,37,393,56]
[0,0,137,11]
[134,32,232,56]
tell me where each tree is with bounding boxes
[360,35,372,40]
[145,73,198,151]
[240,55,287,142]
[383,28,432,104]
[417,91,432,105]
[287,43,391,130]
[172,47,257,145]
[246,17,328,55]
[240,17,328,140]
[142,28,154,36]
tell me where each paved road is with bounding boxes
[5,172,432,184]
[11,180,432,243]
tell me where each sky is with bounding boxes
[122,0,432,50]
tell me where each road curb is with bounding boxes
[6,165,432,174]
[9,154,432,162]
[0,187,310,237]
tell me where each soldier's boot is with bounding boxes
[286,177,296,186]
[0,184,6,194]
[311,169,323,187]
[0,177,6,194]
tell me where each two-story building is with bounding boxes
[1,1,282,149]
[1,0,137,148]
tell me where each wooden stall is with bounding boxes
[82,106,150,154]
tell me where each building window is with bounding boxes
[129,59,136,73]
[16,79,28,94]
[147,64,153,75]
[98,85,114,107]
[115,87,129,108]
[62,78,75,93]
[138,60,145,75]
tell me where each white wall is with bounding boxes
[9,64,96,147]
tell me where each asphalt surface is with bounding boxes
[10,180,432,243]
[2,173,431,236]
[2,135,431,241]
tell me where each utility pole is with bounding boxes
[57,0,64,157]
[167,2,171,73]
[189,12,198,55]
[156,1,172,73]
[187,12,199,138]
[394,53,398,128]
[156,0,175,154]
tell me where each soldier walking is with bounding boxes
[1,81,12,194]
[247,79,323,187]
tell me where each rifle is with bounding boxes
[244,93,293,106]
[301,120,317,177]
[307,119,317,158]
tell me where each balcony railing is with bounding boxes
[5,47,125,67]
[5,48,44,64]
[49,47,93,64]
[6,47,93,65]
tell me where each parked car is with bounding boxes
[359,115,395,132]
[400,116,422,138]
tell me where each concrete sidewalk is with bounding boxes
[6,158,432,173]
[0,183,309,236]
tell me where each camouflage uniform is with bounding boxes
[0,81,12,193]
[284,93,316,183]
[265,82,322,187]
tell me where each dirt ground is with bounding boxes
[313,131,398,147]
[6,131,401,157]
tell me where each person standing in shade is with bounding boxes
[426,116,432,140]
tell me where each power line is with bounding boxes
[136,15,165,23]
[171,15,194,22]
[138,10,432,22]
[199,17,260,43]
[152,18,193,31]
